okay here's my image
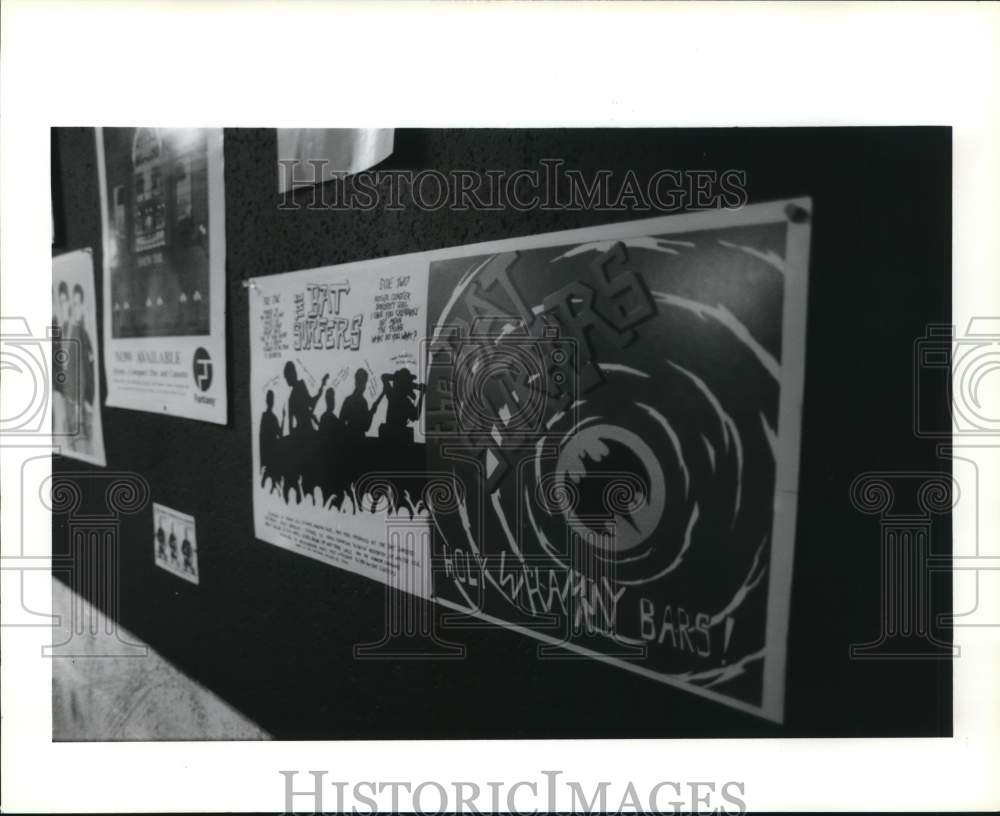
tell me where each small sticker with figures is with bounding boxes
[152,502,199,585]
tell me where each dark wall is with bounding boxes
[52,127,952,738]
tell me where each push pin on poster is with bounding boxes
[152,502,200,585]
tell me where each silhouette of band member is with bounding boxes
[285,361,327,435]
[378,368,425,444]
[259,389,282,490]
[318,388,343,440]
[340,369,384,439]
[257,364,428,512]
[282,362,328,502]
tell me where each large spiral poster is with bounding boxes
[250,200,810,721]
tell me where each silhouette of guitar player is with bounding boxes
[377,367,425,444]
[284,361,328,436]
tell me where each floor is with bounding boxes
[51,578,269,741]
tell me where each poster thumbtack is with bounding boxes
[785,203,810,223]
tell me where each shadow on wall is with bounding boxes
[51,579,269,741]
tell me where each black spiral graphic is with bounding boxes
[427,233,790,688]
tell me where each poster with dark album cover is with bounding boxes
[96,128,227,423]
[250,199,810,722]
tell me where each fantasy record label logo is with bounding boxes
[193,347,216,405]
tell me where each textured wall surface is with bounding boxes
[52,128,952,739]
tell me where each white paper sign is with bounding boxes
[250,258,432,595]
[96,128,227,424]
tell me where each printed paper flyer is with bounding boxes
[96,128,227,424]
[250,259,433,596]
[249,200,810,721]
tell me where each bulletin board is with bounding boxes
[51,127,952,739]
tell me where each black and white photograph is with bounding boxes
[152,502,200,585]
[97,127,228,424]
[102,128,212,339]
[51,249,106,467]
[58,124,952,743]
[2,1,999,814]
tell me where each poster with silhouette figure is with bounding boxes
[96,128,227,424]
[248,200,809,722]
[424,200,810,723]
[52,249,106,467]
[152,503,200,585]
[250,260,433,594]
